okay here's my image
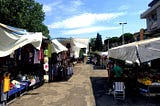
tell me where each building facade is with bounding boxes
[134,0,160,41]
[140,0,160,38]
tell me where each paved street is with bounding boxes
[8,63,98,106]
[8,63,160,106]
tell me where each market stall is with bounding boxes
[108,37,160,63]
[108,37,160,96]
[0,23,43,104]
[94,51,108,69]
[50,39,72,81]
[52,39,68,53]
[70,38,89,59]
[0,23,42,57]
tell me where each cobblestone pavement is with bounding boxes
[8,63,160,106]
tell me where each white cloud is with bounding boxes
[71,0,84,7]
[42,0,62,13]
[43,5,52,13]
[118,5,129,11]
[63,26,120,35]
[69,0,84,10]
[48,12,125,29]
[43,0,84,16]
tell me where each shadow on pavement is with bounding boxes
[49,74,73,82]
[90,77,160,106]
[93,65,106,70]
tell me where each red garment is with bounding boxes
[10,83,14,89]
[38,48,44,60]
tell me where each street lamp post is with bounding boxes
[119,22,127,45]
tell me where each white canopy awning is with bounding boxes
[96,51,108,56]
[108,37,160,63]
[73,40,87,48]
[72,38,89,48]
[71,38,89,58]
[0,23,42,57]
[52,39,68,53]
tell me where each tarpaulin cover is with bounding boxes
[71,38,89,58]
[108,37,160,63]
[0,23,42,57]
[52,39,68,53]
[96,51,108,56]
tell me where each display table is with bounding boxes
[8,81,29,97]
[138,81,160,96]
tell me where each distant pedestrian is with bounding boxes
[93,56,97,65]
[82,54,84,63]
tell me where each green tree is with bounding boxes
[95,33,103,51]
[104,37,119,49]
[108,37,119,43]
[119,33,134,44]
[104,33,134,48]
[0,0,49,38]
[89,38,96,51]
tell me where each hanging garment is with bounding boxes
[29,52,33,63]
[17,48,21,60]
[3,73,10,93]
[38,48,44,60]
[44,56,49,63]
[44,63,49,72]
[48,44,52,58]
[67,67,73,76]
[44,49,48,56]
[54,64,58,76]
[34,50,40,64]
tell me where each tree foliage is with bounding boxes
[104,37,119,45]
[91,33,134,51]
[0,0,49,38]
[89,33,103,52]
[89,38,96,51]
[104,33,134,48]
[95,33,103,51]
[119,33,134,43]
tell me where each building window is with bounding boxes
[151,13,157,22]
[148,12,158,30]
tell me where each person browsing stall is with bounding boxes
[113,62,123,81]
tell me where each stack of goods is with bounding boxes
[138,77,152,85]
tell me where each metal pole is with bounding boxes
[122,24,124,45]
[119,22,127,45]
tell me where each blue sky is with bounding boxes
[36,0,152,41]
